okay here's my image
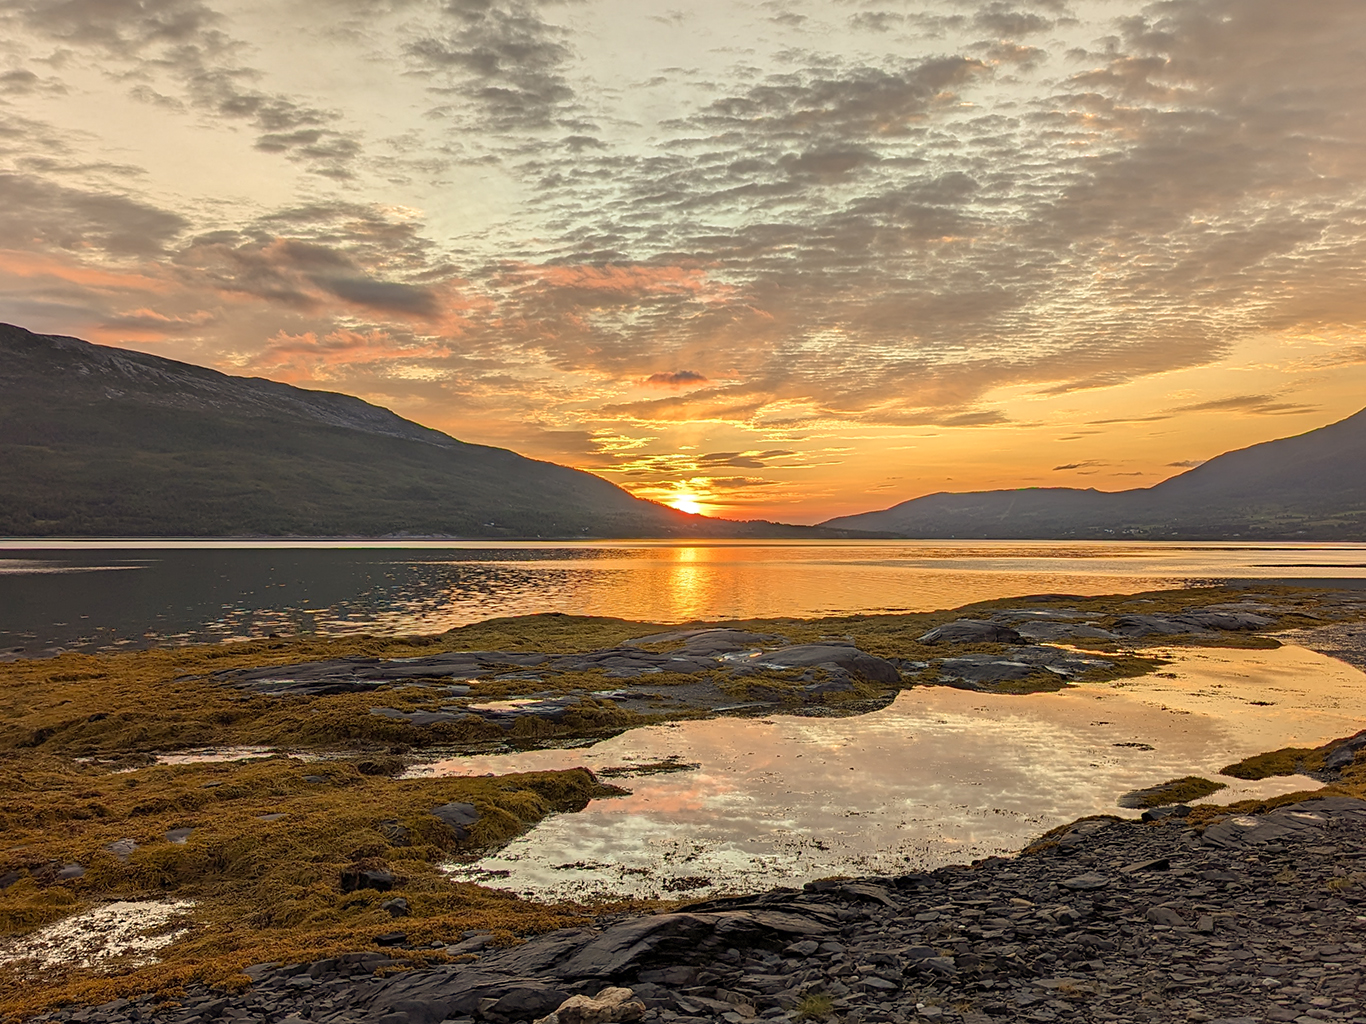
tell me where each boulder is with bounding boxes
[340,867,394,893]
[533,987,645,1024]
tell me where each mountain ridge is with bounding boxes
[0,323,875,540]
[821,408,1366,540]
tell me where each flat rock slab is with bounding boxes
[1110,611,1276,637]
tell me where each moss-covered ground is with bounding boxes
[2,583,1364,1020]
[0,756,653,1019]
[1118,775,1228,808]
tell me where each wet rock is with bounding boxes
[623,629,787,653]
[1110,610,1275,637]
[340,867,394,893]
[105,838,138,862]
[380,897,409,917]
[936,655,1039,686]
[917,620,1024,644]
[431,801,480,840]
[165,827,194,844]
[750,645,902,685]
[1323,728,1366,771]
[1010,620,1119,642]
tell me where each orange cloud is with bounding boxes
[516,263,731,299]
[245,329,448,382]
[0,249,167,293]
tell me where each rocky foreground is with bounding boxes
[40,797,1366,1024]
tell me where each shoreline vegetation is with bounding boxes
[3,585,1366,1020]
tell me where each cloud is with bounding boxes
[0,172,187,255]
[404,0,578,132]
[972,4,1053,37]
[644,369,708,387]
[0,67,65,95]
[1,0,363,177]
[99,307,215,336]
[1167,459,1206,468]
[175,211,452,319]
[1053,460,1104,471]
[4,0,1366,509]
[1171,394,1318,416]
[247,328,448,380]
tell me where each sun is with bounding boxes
[669,494,703,515]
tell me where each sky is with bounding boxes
[3,0,1366,523]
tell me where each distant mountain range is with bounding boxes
[0,324,874,539]
[822,408,1366,540]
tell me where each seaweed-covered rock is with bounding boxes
[917,620,1023,644]
[751,644,902,684]
[430,801,480,839]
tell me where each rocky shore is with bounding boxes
[38,797,1366,1024]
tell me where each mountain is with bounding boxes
[821,409,1366,540]
[0,324,869,540]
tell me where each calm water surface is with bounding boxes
[3,540,1366,655]
[421,644,1366,899]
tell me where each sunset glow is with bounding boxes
[669,495,704,516]
[2,1,1365,522]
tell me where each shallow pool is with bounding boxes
[408,644,1365,900]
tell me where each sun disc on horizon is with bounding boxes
[670,494,703,515]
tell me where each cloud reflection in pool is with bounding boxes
[411,644,1366,900]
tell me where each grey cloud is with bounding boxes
[2,0,363,177]
[0,171,187,255]
[1167,459,1206,468]
[406,0,577,132]
[681,56,987,138]
[311,275,440,316]
[973,4,1052,37]
[179,220,441,316]
[0,66,64,94]
[645,369,707,386]
[0,0,224,56]
[849,12,905,33]
[1053,460,1103,471]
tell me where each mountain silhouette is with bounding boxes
[823,410,1366,540]
[0,324,868,539]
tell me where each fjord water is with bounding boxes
[2,540,1366,655]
